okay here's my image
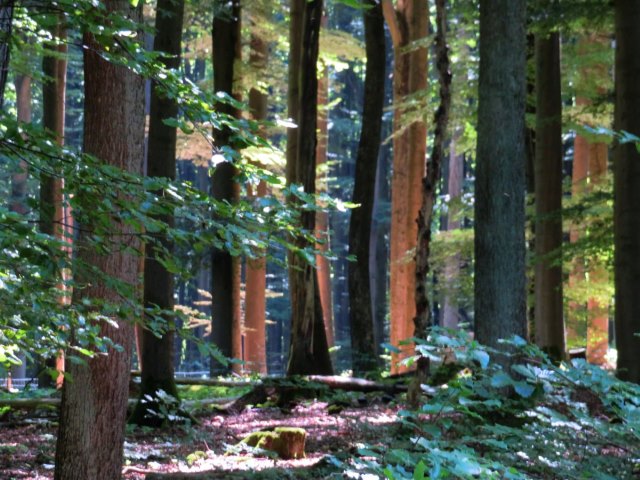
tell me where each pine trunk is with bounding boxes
[348,0,386,374]
[54,2,145,477]
[286,0,333,376]
[315,46,334,349]
[244,32,269,374]
[534,32,565,361]
[39,16,68,390]
[613,0,640,383]
[382,0,428,374]
[211,0,242,375]
[474,0,527,351]
[130,0,185,426]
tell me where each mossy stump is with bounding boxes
[240,427,306,459]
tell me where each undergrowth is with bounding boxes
[335,328,640,479]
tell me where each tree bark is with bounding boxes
[315,26,334,349]
[210,0,242,376]
[54,2,145,478]
[8,73,31,385]
[614,0,640,384]
[0,1,14,108]
[286,0,333,376]
[474,0,527,351]
[244,31,268,375]
[382,0,429,374]
[534,32,565,361]
[39,15,68,390]
[442,129,463,329]
[244,35,268,372]
[130,0,185,427]
[348,0,386,375]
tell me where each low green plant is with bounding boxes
[337,328,640,479]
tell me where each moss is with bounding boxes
[239,427,306,459]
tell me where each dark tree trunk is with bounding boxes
[348,0,386,375]
[39,15,68,390]
[54,2,145,479]
[614,0,640,384]
[210,0,242,375]
[534,32,565,361]
[286,0,333,376]
[0,1,14,107]
[474,0,527,351]
[130,0,185,427]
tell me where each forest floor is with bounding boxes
[0,390,402,479]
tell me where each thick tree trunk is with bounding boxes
[474,0,527,351]
[348,0,386,375]
[286,0,333,376]
[39,16,68,390]
[130,0,185,427]
[614,0,640,384]
[0,1,14,107]
[243,30,268,374]
[382,0,429,374]
[210,0,242,375]
[54,3,145,478]
[534,32,565,361]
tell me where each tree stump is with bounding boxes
[239,427,306,459]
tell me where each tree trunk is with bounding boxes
[130,0,185,427]
[348,0,386,375]
[534,32,565,361]
[442,129,463,329]
[614,0,640,383]
[243,30,269,374]
[382,0,428,373]
[9,73,31,385]
[0,1,14,107]
[586,139,608,365]
[474,0,527,351]
[210,0,242,376]
[286,0,333,376]
[54,2,145,478]
[39,15,68,390]
[315,28,334,349]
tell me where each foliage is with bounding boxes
[336,329,640,479]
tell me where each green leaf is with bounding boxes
[471,350,490,369]
[513,381,536,398]
[490,371,513,388]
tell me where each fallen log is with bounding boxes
[0,397,237,410]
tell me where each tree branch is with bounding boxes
[381,0,402,49]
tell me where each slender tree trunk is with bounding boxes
[409,0,451,406]
[348,0,386,374]
[586,140,608,364]
[534,32,565,361]
[567,97,589,346]
[54,2,145,478]
[286,0,333,376]
[8,73,31,386]
[244,31,269,374]
[613,0,640,383]
[474,0,527,351]
[39,15,68,390]
[0,1,14,107]
[382,0,428,374]
[210,0,242,375]
[315,29,334,349]
[442,130,463,329]
[130,0,185,426]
